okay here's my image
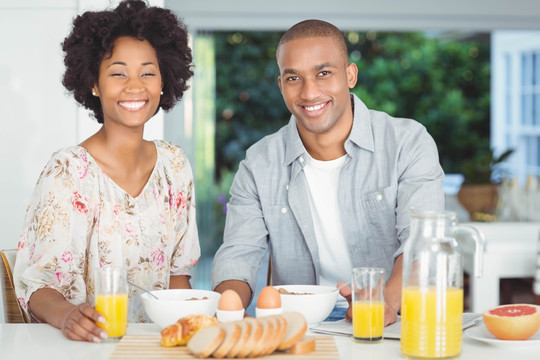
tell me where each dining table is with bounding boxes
[1,322,539,360]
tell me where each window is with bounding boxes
[492,31,540,183]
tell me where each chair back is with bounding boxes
[1,249,29,323]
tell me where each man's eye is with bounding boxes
[318,71,330,76]
[287,76,299,81]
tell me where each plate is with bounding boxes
[465,324,540,348]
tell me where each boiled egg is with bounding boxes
[218,289,243,311]
[257,286,282,309]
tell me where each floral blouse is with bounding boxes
[13,140,200,322]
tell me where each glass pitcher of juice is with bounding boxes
[401,209,484,359]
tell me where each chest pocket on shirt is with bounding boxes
[361,186,397,246]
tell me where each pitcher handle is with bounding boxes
[457,225,485,278]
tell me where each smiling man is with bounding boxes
[211,19,444,325]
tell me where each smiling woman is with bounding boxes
[91,37,163,137]
[12,0,201,343]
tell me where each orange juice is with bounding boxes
[353,300,384,341]
[401,286,463,359]
[95,294,128,338]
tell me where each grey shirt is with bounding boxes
[211,94,444,294]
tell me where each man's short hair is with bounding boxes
[276,19,348,61]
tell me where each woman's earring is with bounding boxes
[92,89,97,96]
[160,90,164,95]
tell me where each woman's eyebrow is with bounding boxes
[106,61,157,68]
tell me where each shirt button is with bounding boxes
[281,207,288,214]
[286,184,289,190]
[299,157,304,163]
[376,193,383,201]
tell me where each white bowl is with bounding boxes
[141,289,220,328]
[274,285,337,325]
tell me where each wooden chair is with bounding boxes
[266,254,272,286]
[1,249,29,323]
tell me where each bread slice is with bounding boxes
[248,316,273,357]
[277,312,308,350]
[187,326,225,358]
[265,315,287,355]
[236,317,263,358]
[212,322,241,359]
[255,315,279,356]
[225,320,251,358]
[284,336,316,355]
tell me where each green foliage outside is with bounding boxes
[215,32,289,181]
[347,31,491,178]
[212,31,491,237]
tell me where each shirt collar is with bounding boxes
[347,93,375,153]
[284,116,306,166]
[283,93,375,166]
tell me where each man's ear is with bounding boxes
[278,76,283,94]
[346,63,358,89]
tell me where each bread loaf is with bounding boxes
[184,311,312,358]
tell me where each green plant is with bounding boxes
[461,148,514,184]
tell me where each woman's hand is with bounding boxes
[28,288,107,343]
[61,302,108,343]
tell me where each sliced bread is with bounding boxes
[277,312,308,350]
[235,317,263,358]
[187,326,225,358]
[248,316,273,357]
[225,320,251,358]
[212,322,241,359]
[265,314,287,355]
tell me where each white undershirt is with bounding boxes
[303,153,352,308]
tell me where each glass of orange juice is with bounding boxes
[95,266,128,341]
[352,267,385,343]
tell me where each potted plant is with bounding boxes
[457,148,514,220]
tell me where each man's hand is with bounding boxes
[337,281,353,322]
[384,299,399,326]
[337,280,399,326]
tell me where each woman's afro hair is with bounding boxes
[62,0,193,123]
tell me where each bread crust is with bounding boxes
[160,314,219,347]
[212,322,241,358]
[284,336,316,355]
[187,326,225,358]
[236,317,263,358]
[277,312,308,350]
[225,320,251,358]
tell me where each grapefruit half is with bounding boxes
[482,304,540,340]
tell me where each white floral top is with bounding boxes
[13,140,200,323]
